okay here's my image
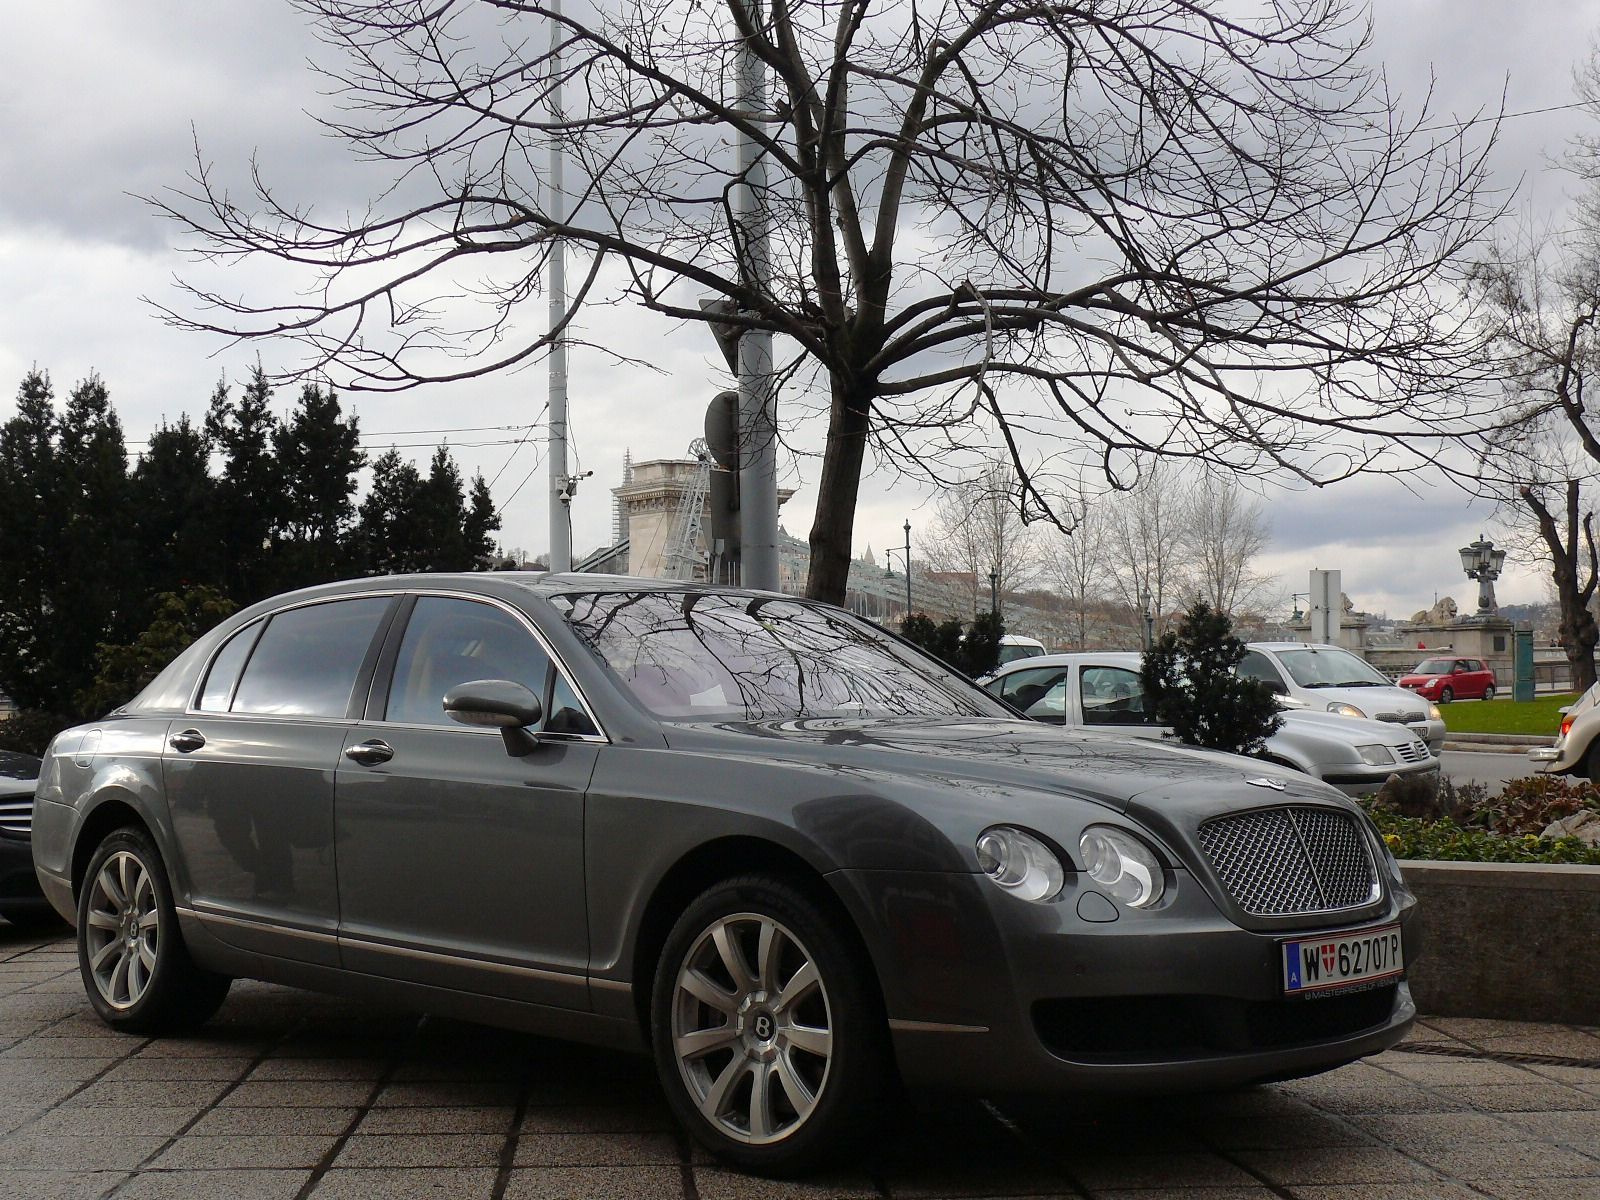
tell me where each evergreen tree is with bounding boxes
[354,448,427,573]
[131,415,221,601]
[54,375,136,698]
[205,366,283,602]
[417,446,470,570]
[0,371,62,712]
[1140,600,1283,755]
[462,473,500,569]
[77,587,237,718]
[273,382,363,588]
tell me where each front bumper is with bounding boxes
[1320,760,1439,799]
[0,833,50,915]
[836,864,1416,1095]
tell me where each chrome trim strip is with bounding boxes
[887,1018,990,1034]
[186,905,340,946]
[339,933,589,986]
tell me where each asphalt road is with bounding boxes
[1439,749,1541,793]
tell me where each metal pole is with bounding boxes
[546,0,572,573]
[903,521,912,615]
[990,570,998,617]
[735,0,778,590]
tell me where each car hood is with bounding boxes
[1277,707,1425,748]
[661,715,1323,815]
[1395,674,1436,686]
[1293,685,1433,722]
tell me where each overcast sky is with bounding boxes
[3,1,1599,618]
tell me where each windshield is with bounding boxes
[553,591,1008,721]
[1275,647,1393,688]
[1414,658,1454,675]
[996,643,1044,665]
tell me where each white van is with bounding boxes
[995,634,1047,666]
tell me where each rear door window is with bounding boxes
[1080,667,1156,726]
[231,598,392,718]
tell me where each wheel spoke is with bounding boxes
[675,1023,738,1060]
[89,938,120,973]
[680,968,738,1015]
[755,920,782,992]
[712,923,755,995]
[118,855,135,909]
[698,1054,746,1123]
[137,942,157,975]
[784,1022,832,1059]
[96,866,125,909]
[137,910,159,932]
[109,949,131,1004]
[85,910,119,932]
[773,959,818,1013]
[748,1064,774,1139]
[774,1049,817,1116]
[127,947,147,1001]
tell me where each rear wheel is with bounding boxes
[1482,685,1496,702]
[1439,686,1454,703]
[651,875,892,1174]
[77,828,230,1033]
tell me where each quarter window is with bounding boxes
[231,598,392,718]
[1237,651,1284,688]
[197,622,261,712]
[992,667,1069,723]
[385,597,552,728]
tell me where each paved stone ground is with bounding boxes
[2,926,1598,1200]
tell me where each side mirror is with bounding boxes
[444,679,544,757]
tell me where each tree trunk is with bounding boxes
[1560,593,1599,693]
[805,379,872,605]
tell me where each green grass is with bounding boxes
[1436,693,1578,736]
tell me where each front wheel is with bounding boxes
[1482,685,1496,702]
[1439,686,1454,703]
[651,875,892,1174]
[77,828,231,1033]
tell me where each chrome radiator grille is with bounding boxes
[1196,807,1378,917]
[1396,740,1430,764]
[0,794,32,836]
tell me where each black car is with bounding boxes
[0,750,58,929]
[34,575,1417,1172]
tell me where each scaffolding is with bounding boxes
[664,440,713,580]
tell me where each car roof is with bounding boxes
[992,651,1141,671]
[229,572,799,613]
[1248,641,1341,652]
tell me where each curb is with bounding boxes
[1442,732,1550,748]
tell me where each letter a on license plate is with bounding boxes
[1282,924,1404,996]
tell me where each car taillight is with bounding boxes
[1561,717,1575,738]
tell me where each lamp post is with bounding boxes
[988,568,999,617]
[883,520,913,617]
[1140,588,1154,650]
[1459,534,1508,617]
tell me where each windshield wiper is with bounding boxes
[1337,680,1383,687]
[1298,681,1333,688]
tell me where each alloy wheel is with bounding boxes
[82,850,160,1010]
[670,912,833,1145]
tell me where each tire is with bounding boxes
[1585,745,1600,786]
[650,875,892,1175]
[76,827,231,1034]
[1439,687,1453,704]
[1482,685,1496,702]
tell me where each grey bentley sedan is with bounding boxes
[32,574,1416,1172]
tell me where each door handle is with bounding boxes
[344,739,394,766]
[169,729,206,753]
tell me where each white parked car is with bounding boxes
[1528,681,1600,780]
[995,634,1048,666]
[1240,643,1445,754]
[982,652,1440,798]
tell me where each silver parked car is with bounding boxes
[1240,643,1446,753]
[981,653,1440,798]
[34,575,1416,1172]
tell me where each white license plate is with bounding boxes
[1281,924,1403,996]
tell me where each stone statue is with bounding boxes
[1408,597,1457,625]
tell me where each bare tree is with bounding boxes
[1101,463,1188,638]
[918,459,1038,615]
[1180,473,1276,617]
[1038,484,1105,650]
[153,0,1504,604]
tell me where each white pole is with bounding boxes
[547,0,572,573]
[735,0,778,590]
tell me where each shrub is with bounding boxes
[1140,600,1281,754]
[1470,775,1600,837]
[1361,803,1600,865]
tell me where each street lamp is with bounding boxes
[1139,588,1154,650]
[883,520,912,616]
[988,567,999,617]
[1458,534,1508,616]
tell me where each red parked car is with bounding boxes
[1398,656,1496,703]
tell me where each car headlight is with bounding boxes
[975,826,1065,902]
[1428,703,1442,722]
[1357,744,1395,766]
[1328,702,1367,719]
[1079,826,1165,909]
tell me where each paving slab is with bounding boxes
[0,936,1596,1198]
